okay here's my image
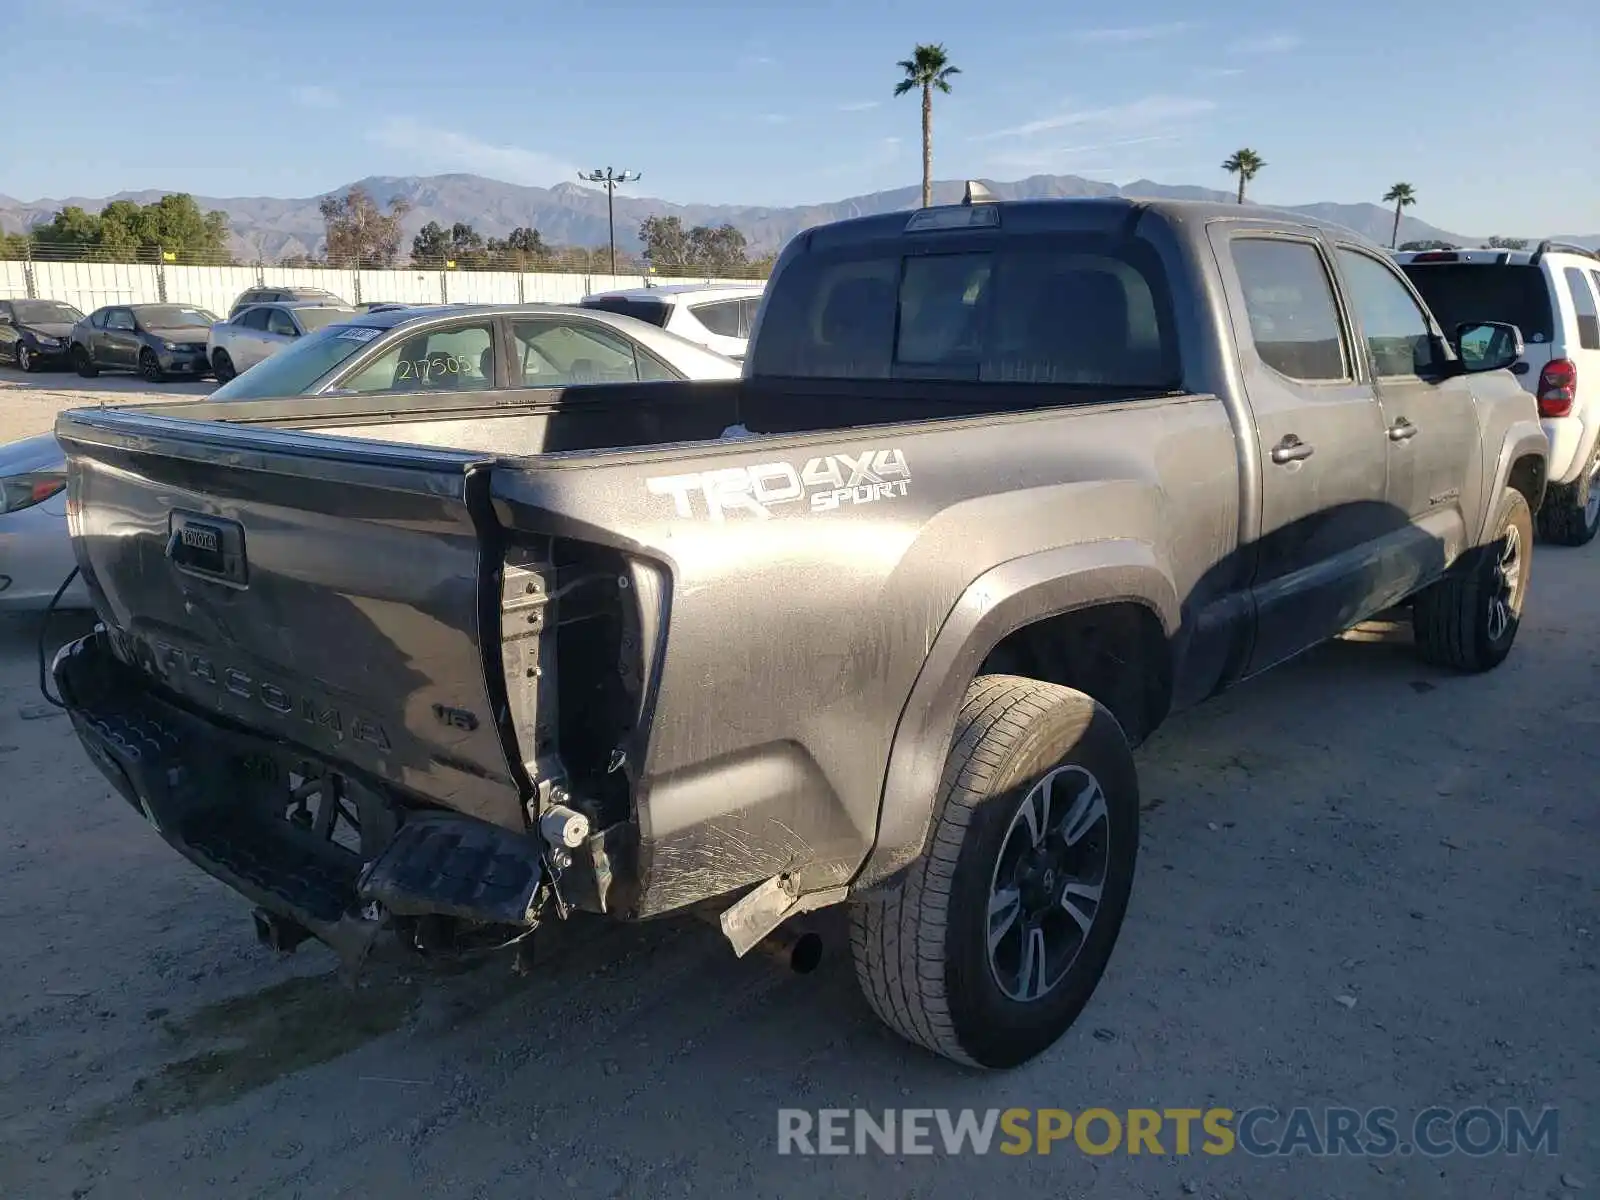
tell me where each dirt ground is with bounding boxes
[0,370,1595,1199]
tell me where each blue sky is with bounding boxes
[9,0,1598,236]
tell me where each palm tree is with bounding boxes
[894,44,961,208]
[1221,148,1265,205]
[1383,182,1417,248]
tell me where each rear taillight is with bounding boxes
[1411,251,1460,263]
[1,472,66,514]
[1537,358,1577,418]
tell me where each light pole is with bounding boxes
[579,166,640,275]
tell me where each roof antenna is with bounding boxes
[963,180,996,205]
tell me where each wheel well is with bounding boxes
[977,602,1172,746]
[1507,453,1546,512]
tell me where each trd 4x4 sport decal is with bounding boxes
[647,448,911,521]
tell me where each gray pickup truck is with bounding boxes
[48,195,1546,1069]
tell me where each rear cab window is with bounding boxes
[1399,263,1555,346]
[749,231,1180,390]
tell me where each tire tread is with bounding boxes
[850,674,1081,1066]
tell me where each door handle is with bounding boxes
[1388,418,1418,442]
[1270,434,1315,464]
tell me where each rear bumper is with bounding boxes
[53,630,546,966]
[1542,414,1595,485]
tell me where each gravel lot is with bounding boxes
[1,369,1595,1198]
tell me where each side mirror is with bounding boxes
[1454,321,1524,374]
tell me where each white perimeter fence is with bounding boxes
[0,260,754,317]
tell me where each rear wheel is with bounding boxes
[73,345,99,378]
[1536,446,1600,547]
[850,675,1139,1068]
[212,349,236,382]
[1413,486,1532,672]
[139,348,165,384]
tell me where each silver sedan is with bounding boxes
[207,301,361,382]
[1,303,741,611]
[0,432,89,611]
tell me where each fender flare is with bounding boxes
[852,539,1181,891]
[1480,419,1549,544]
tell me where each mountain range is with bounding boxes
[1,173,1595,262]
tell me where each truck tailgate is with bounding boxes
[54,408,524,829]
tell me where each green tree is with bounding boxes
[639,215,691,272]
[1398,239,1457,252]
[28,194,229,263]
[1483,235,1528,250]
[0,231,30,259]
[319,186,410,268]
[1382,182,1417,249]
[687,223,749,274]
[486,226,550,269]
[1221,148,1265,204]
[894,43,961,209]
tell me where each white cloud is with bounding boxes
[291,85,339,110]
[1229,32,1303,54]
[987,134,1179,172]
[980,95,1217,141]
[759,113,789,125]
[839,101,881,112]
[1072,22,1195,43]
[1195,66,1245,79]
[369,118,576,187]
[739,54,776,67]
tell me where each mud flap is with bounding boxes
[356,814,545,927]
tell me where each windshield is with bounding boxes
[1400,264,1554,344]
[750,235,1181,389]
[208,324,380,400]
[294,306,360,332]
[134,305,218,330]
[12,301,83,325]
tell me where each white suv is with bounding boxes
[579,283,764,361]
[1398,242,1600,545]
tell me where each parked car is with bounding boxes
[207,301,361,381]
[579,282,765,360]
[0,433,89,610]
[48,196,1544,1068]
[1397,241,1600,545]
[201,301,742,402]
[69,304,219,382]
[0,299,85,372]
[6,304,737,612]
[227,285,347,318]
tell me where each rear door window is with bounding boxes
[1228,239,1349,381]
[1399,263,1555,345]
[1562,267,1600,350]
[266,308,298,338]
[749,236,1179,388]
[511,318,652,386]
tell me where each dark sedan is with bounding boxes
[69,303,219,383]
[0,299,85,371]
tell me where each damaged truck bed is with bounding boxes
[50,194,1545,1067]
